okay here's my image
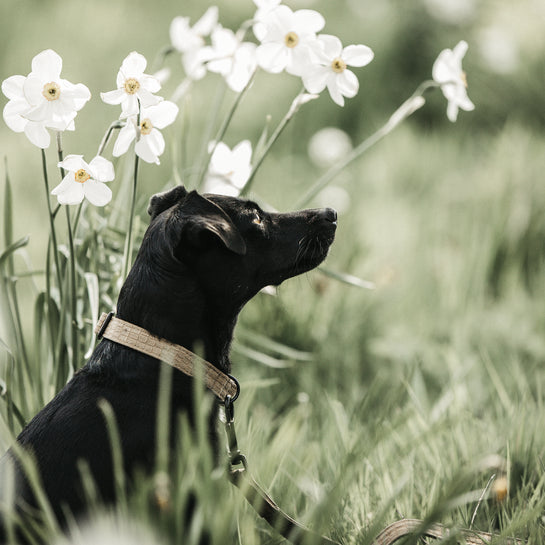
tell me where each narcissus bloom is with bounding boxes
[52,155,114,206]
[204,140,252,196]
[113,100,179,165]
[101,52,162,118]
[302,35,374,106]
[206,26,257,92]
[170,7,218,53]
[255,5,325,76]
[2,49,90,148]
[432,40,475,122]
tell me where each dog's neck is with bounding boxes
[114,255,238,374]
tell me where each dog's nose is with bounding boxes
[321,208,337,224]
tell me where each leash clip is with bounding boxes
[222,392,248,476]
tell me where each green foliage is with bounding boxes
[1,0,545,543]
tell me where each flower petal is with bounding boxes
[145,100,178,129]
[135,130,165,164]
[343,44,374,67]
[113,121,137,157]
[2,75,25,100]
[83,181,112,206]
[193,6,219,36]
[121,51,147,78]
[232,140,252,167]
[89,156,115,182]
[23,75,45,106]
[210,142,233,174]
[302,66,330,93]
[58,155,86,172]
[337,69,359,98]
[31,49,62,81]
[452,40,469,62]
[120,95,139,118]
[62,81,91,110]
[326,76,345,107]
[24,121,50,148]
[292,9,325,34]
[3,100,30,132]
[101,88,126,105]
[256,42,288,73]
[140,75,161,94]
[317,34,343,59]
[136,87,162,109]
[51,176,84,205]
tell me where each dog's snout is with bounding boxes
[319,207,337,225]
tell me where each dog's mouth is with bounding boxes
[265,209,337,286]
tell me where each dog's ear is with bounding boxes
[177,191,247,256]
[148,186,188,220]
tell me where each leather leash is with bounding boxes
[94,313,525,545]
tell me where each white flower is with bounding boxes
[2,49,91,148]
[113,100,179,165]
[52,155,114,206]
[432,40,475,122]
[101,52,162,118]
[302,35,374,107]
[252,0,282,41]
[170,7,218,53]
[255,5,325,76]
[182,47,214,81]
[206,26,257,92]
[204,140,252,196]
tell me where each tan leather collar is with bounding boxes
[94,312,239,403]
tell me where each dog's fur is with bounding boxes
[0,186,336,538]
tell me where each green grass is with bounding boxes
[2,0,545,543]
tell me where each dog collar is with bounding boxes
[94,312,239,403]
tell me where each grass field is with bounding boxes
[1,0,545,543]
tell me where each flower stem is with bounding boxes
[40,149,63,297]
[241,86,306,197]
[196,70,256,190]
[64,206,79,373]
[56,131,79,373]
[193,79,227,188]
[122,153,140,281]
[97,120,123,156]
[294,80,438,209]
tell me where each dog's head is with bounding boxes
[144,185,337,304]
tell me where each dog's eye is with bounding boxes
[252,213,263,226]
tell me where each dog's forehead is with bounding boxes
[204,194,258,215]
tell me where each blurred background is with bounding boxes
[1,0,545,540]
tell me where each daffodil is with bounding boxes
[302,35,374,107]
[101,52,162,118]
[204,140,252,196]
[1,49,90,148]
[255,5,325,76]
[252,0,282,41]
[170,7,218,53]
[112,100,179,165]
[432,40,475,122]
[206,26,257,92]
[52,155,114,206]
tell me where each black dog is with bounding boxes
[0,186,337,539]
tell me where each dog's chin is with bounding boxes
[267,233,336,287]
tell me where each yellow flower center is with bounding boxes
[42,82,61,101]
[74,169,91,184]
[284,31,299,48]
[124,77,140,95]
[140,118,153,135]
[460,71,468,88]
[331,58,347,73]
